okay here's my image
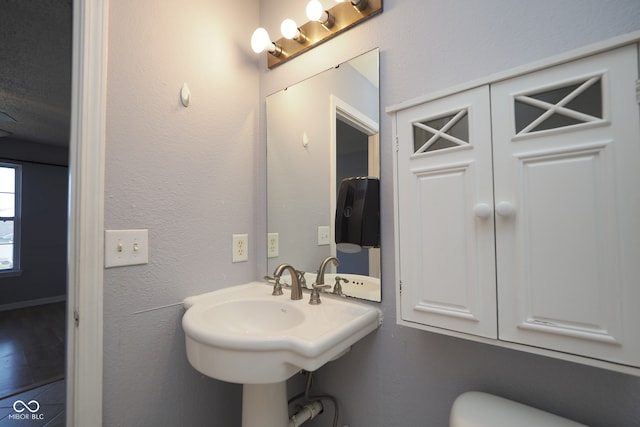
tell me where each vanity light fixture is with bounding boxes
[252,0,382,69]
[251,27,283,57]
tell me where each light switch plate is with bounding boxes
[104,229,149,268]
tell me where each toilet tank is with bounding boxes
[450,392,588,427]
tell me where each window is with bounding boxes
[0,163,21,273]
[413,109,470,154]
[513,76,603,135]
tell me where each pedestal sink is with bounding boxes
[182,282,382,427]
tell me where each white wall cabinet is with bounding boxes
[391,41,640,374]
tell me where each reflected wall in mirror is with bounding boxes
[266,48,381,302]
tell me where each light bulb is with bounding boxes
[280,19,299,40]
[306,0,335,27]
[306,0,324,21]
[250,27,270,53]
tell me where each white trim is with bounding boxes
[67,0,108,425]
[0,295,66,312]
[386,30,640,114]
[0,162,22,275]
[333,96,379,135]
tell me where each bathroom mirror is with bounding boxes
[266,48,381,302]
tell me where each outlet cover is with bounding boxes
[317,226,331,246]
[232,234,249,262]
[267,233,279,258]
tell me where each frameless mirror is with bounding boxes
[266,48,381,302]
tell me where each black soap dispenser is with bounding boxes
[335,176,380,253]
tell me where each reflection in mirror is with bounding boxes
[266,48,380,302]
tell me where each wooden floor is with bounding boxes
[0,302,66,399]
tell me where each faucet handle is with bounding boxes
[332,276,349,296]
[309,283,331,305]
[295,270,307,288]
[269,276,283,296]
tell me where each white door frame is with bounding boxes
[329,95,380,274]
[66,0,108,425]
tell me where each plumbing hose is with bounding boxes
[287,371,340,427]
[289,401,323,427]
[303,371,339,427]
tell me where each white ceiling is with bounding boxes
[0,0,72,147]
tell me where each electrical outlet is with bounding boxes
[267,233,279,258]
[232,234,249,262]
[317,226,331,246]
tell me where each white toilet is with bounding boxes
[450,392,588,427]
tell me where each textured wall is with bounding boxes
[257,1,640,426]
[103,0,259,424]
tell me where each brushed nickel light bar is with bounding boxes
[251,0,382,69]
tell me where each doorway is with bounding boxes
[330,95,381,278]
[0,0,107,425]
[0,1,72,423]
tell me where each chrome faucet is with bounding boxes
[315,256,339,286]
[273,263,303,300]
[309,257,339,305]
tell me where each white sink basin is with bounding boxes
[201,299,305,335]
[182,281,382,384]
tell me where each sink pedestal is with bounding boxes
[242,383,288,427]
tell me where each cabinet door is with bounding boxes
[396,86,497,338]
[491,44,640,366]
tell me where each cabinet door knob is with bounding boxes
[496,201,515,217]
[474,203,492,219]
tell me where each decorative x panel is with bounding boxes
[514,76,604,135]
[412,109,469,154]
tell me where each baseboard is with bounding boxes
[0,375,65,401]
[0,295,67,312]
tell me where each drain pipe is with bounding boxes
[289,401,324,427]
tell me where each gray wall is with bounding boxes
[257,1,640,426]
[103,0,258,424]
[0,139,68,308]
